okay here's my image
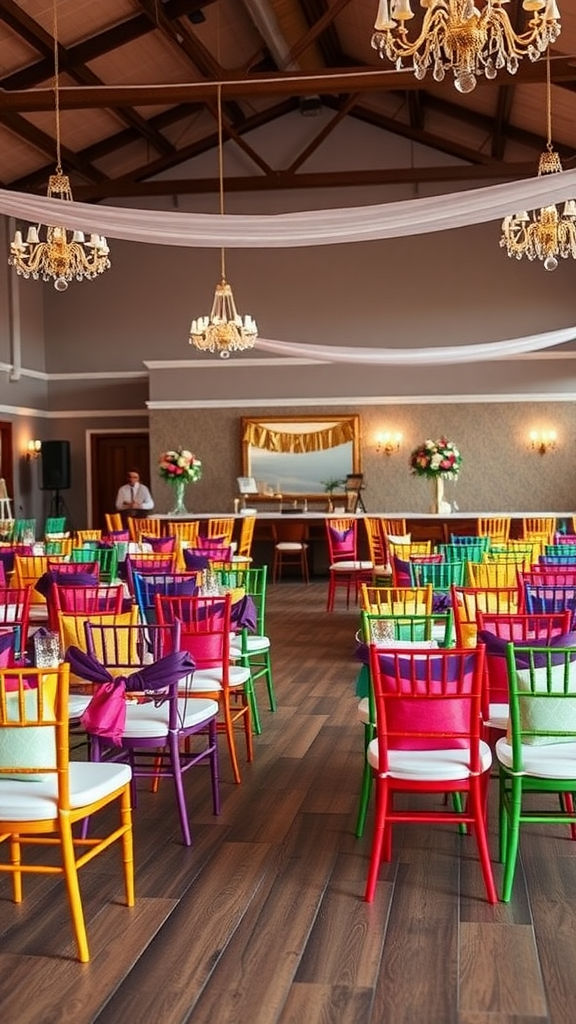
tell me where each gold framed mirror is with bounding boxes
[241,414,361,499]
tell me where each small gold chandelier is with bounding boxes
[371,0,561,94]
[8,1,110,291]
[500,51,576,272]
[189,85,257,359]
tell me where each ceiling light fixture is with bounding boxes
[500,50,576,271]
[189,85,257,358]
[8,0,110,291]
[371,0,561,95]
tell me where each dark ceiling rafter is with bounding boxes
[0,1,573,203]
[294,0,352,68]
[0,0,174,166]
[61,98,300,202]
[1,53,574,114]
[287,92,359,174]
[70,159,557,203]
[134,0,245,125]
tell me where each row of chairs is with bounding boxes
[361,637,576,904]
[0,560,278,961]
[356,609,576,905]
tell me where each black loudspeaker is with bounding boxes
[41,440,71,491]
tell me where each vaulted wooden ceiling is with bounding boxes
[0,0,575,203]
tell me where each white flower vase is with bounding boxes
[169,478,188,515]
[431,475,452,514]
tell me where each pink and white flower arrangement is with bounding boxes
[409,437,462,479]
[159,448,202,484]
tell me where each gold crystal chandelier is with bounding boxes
[500,52,576,272]
[189,86,257,359]
[8,0,110,291]
[371,0,561,94]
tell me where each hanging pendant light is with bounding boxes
[189,85,257,358]
[8,0,111,291]
[500,49,576,271]
[371,0,561,94]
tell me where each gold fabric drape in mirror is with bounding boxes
[243,418,357,454]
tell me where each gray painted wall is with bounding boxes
[1,112,574,526]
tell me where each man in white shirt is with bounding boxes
[115,469,154,524]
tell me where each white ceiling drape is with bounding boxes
[3,171,576,365]
[1,170,576,247]
[254,326,576,364]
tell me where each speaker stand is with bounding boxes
[49,489,72,529]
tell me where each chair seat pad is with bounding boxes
[496,737,576,779]
[357,696,373,726]
[179,664,251,692]
[230,635,270,656]
[367,738,492,781]
[0,760,132,822]
[29,606,49,621]
[330,560,372,572]
[485,702,508,732]
[122,696,218,738]
[68,693,92,719]
[276,542,307,551]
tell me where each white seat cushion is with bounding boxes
[0,760,132,821]
[122,696,218,738]
[484,702,508,732]
[68,693,92,719]
[357,696,372,726]
[179,665,251,692]
[230,635,270,656]
[276,542,307,551]
[330,560,372,571]
[496,736,576,779]
[367,738,492,781]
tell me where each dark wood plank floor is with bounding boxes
[2,582,576,1024]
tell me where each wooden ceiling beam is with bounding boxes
[292,0,352,67]
[10,103,205,193]
[2,56,574,112]
[0,110,108,183]
[287,93,359,173]
[10,98,299,195]
[0,0,175,159]
[70,160,552,202]
[327,98,497,167]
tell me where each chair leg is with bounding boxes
[501,776,522,902]
[469,777,498,904]
[208,718,221,815]
[364,775,388,902]
[168,733,192,846]
[59,816,90,962]
[355,724,373,838]
[326,573,335,612]
[120,784,136,909]
[244,669,262,735]
[9,836,22,903]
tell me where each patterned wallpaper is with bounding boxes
[150,401,576,515]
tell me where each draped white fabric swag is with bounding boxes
[2,170,576,365]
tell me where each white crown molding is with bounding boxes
[143,357,319,369]
[147,393,576,410]
[0,402,147,418]
[0,349,574,385]
[0,362,148,382]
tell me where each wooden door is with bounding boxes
[91,432,150,530]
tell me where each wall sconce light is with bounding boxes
[376,431,402,455]
[25,439,42,461]
[529,429,557,455]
